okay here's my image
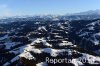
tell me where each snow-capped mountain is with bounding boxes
[0,17,100,66]
[73,10,100,15]
[0,10,100,66]
[60,10,100,20]
[1,10,100,24]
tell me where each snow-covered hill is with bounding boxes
[0,18,100,66]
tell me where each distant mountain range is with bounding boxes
[0,10,100,23]
[73,10,100,15]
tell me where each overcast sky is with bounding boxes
[0,0,100,17]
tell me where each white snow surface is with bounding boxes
[36,62,47,66]
[0,35,8,40]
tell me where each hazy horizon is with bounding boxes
[0,0,100,17]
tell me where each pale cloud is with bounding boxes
[0,4,13,17]
[0,4,8,8]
